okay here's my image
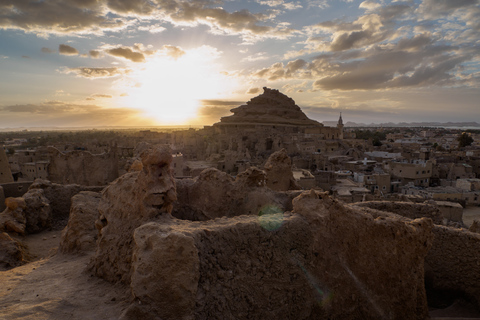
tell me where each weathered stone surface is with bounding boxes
[353,201,443,224]
[91,145,176,283]
[425,225,480,308]
[0,197,26,234]
[173,167,299,221]
[264,148,301,191]
[293,191,433,320]
[22,188,51,234]
[219,87,322,127]
[0,232,24,270]
[47,146,118,186]
[60,191,101,254]
[119,191,434,319]
[131,222,199,320]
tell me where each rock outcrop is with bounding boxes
[60,191,101,254]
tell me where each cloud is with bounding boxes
[0,0,299,42]
[21,55,30,59]
[105,46,145,62]
[61,67,132,78]
[0,0,126,36]
[59,44,79,55]
[91,94,113,98]
[159,45,186,59]
[416,0,479,18]
[41,47,55,53]
[246,1,479,91]
[89,50,102,58]
[246,87,261,94]
[241,52,269,62]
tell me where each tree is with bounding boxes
[457,132,474,148]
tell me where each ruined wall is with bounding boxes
[425,226,480,308]
[28,179,103,223]
[352,201,443,224]
[47,147,118,186]
[85,143,434,319]
[120,192,434,320]
[60,191,101,254]
[353,200,480,310]
[174,167,299,221]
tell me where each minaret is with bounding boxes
[0,146,14,183]
[337,112,344,139]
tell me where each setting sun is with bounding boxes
[123,46,237,125]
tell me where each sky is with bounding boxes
[0,0,479,128]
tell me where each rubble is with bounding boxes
[0,232,25,270]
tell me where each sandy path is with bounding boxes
[0,232,130,320]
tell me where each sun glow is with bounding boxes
[124,46,237,125]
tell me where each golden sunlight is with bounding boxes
[124,46,237,125]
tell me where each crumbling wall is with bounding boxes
[173,167,300,221]
[123,193,434,319]
[28,179,103,224]
[0,190,51,235]
[353,200,480,310]
[60,191,101,254]
[47,147,118,186]
[264,148,301,191]
[353,201,443,224]
[91,146,177,284]
[425,226,480,308]
[84,146,435,319]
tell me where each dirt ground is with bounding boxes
[0,230,130,320]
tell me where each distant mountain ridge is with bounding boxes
[322,121,480,128]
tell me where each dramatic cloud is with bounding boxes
[248,1,479,91]
[61,67,132,78]
[0,0,125,36]
[0,0,298,42]
[59,44,79,56]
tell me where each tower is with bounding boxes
[337,112,344,139]
[0,146,14,183]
